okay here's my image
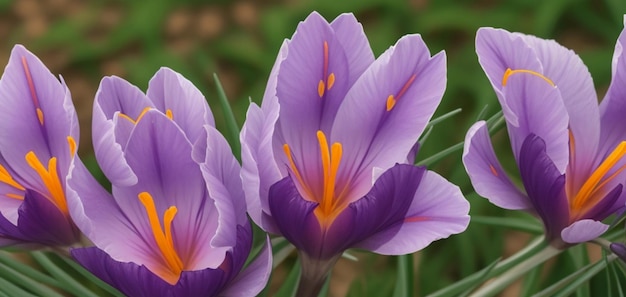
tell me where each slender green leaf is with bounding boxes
[0,251,60,288]
[457,257,501,297]
[0,276,38,297]
[213,73,241,160]
[520,264,542,296]
[0,262,65,297]
[535,256,616,297]
[31,252,100,297]
[274,259,301,297]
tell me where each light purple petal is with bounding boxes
[475,28,542,97]
[66,157,152,266]
[501,70,570,173]
[332,34,446,202]
[118,110,226,270]
[354,167,470,255]
[463,121,530,210]
[330,13,375,86]
[147,67,215,142]
[200,125,246,249]
[561,219,609,244]
[240,103,282,234]
[517,33,600,176]
[599,21,626,161]
[0,45,77,190]
[219,235,272,297]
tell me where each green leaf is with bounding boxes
[0,261,65,297]
[0,251,60,288]
[213,73,242,160]
[534,255,616,297]
[31,251,101,297]
[274,259,301,297]
[0,276,38,297]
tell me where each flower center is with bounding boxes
[283,130,346,226]
[138,191,184,285]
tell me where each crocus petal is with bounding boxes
[599,20,626,160]
[561,219,609,244]
[219,237,272,297]
[240,41,287,234]
[268,176,323,258]
[147,67,215,142]
[518,134,569,242]
[351,165,469,255]
[332,34,446,201]
[475,28,543,96]
[330,13,375,86]
[501,70,569,173]
[117,110,226,270]
[463,121,530,209]
[516,33,600,171]
[17,189,77,246]
[0,45,77,187]
[199,125,246,248]
[66,157,154,266]
[72,247,178,297]
[92,76,152,186]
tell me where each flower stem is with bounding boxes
[469,244,561,297]
[296,252,340,297]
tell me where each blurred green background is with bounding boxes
[1,0,625,296]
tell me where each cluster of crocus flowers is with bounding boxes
[463,23,626,248]
[0,45,81,247]
[241,11,470,293]
[67,68,271,296]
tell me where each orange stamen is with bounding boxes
[21,56,44,125]
[502,68,555,87]
[119,107,152,124]
[25,152,67,214]
[386,74,417,112]
[165,109,173,120]
[67,136,76,157]
[138,192,183,285]
[315,131,343,218]
[283,144,313,199]
[571,141,626,215]
[0,164,25,192]
[327,73,335,90]
[318,80,325,97]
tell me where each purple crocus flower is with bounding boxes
[463,23,626,248]
[67,68,271,296]
[241,12,470,293]
[0,45,81,247]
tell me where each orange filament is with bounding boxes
[118,107,152,124]
[570,141,626,216]
[386,74,417,112]
[25,152,67,214]
[67,136,76,157]
[283,144,314,199]
[315,130,343,220]
[502,68,555,87]
[0,164,25,200]
[386,95,396,112]
[138,192,183,285]
[21,56,44,125]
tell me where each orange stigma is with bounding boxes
[25,152,67,214]
[138,192,184,285]
[386,74,417,111]
[502,68,555,87]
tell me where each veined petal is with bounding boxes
[332,34,446,202]
[561,219,609,244]
[0,45,77,189]
[501,70,570,173]
[517,33,600,174]
[599,20,626,161]
[518,134,569,242]
[199,125,246,249]
[66,157,154,267]
[330,13,375,86]
[219,234,272,297]
[463,121,531,210]
[353,166,469,255]
[268,176,324,258]
[275,12,352,193]
[118,110,226,271]
[147,67,215,143]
